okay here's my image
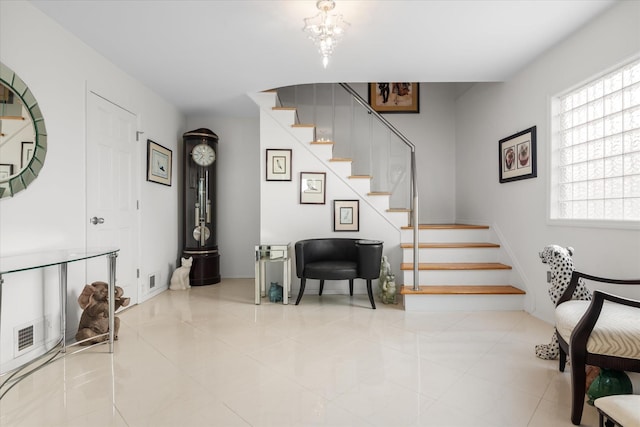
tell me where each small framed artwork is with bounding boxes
[333,200,359,232]
[300,172,326,204]
[368,83,420,113]
[499,126,537,183]
[0,164,13,180]
[21,142,34,168]
[146,139,172,186]
[266,149,292,181]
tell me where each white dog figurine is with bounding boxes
[170,257,192,290]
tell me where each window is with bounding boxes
[550,57,640,226]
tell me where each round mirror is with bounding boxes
[0,62,47,198]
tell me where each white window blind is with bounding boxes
[550,57,640,224]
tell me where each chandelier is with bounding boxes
[303,0,349,68]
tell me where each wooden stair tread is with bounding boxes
[368,192,391,196]
[401,224,489,230]
[400,285,525,295]
[400,262,512,270]
[349,175,372,179]
[329,157,353,162]
[272,107,296,111]
[311,140,334,145]
[387,208,410,212]
[291,123,315,128]
[401,242,500,249]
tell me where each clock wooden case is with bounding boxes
[181,128,220,285]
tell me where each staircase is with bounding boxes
[253,87,526,311]
[400,224,525,311]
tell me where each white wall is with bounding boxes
[0,1,184,371]
[455,1,640,323]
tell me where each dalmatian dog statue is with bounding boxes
[535,244,592,360]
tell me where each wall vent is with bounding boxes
[149,274,156,289]
[17,326,34,351]
[14,318,45,357]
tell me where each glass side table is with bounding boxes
[254,243,291,305]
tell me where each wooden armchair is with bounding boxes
[554,271,640,425]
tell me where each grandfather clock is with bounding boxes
[181,128,220,285]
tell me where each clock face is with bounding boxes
[192,143,216,166]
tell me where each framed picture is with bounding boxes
[300,172,326,204]
[21,142,34,168]
[266,149,292,181]
[333,200,359,232]
[499,126,537,183]
[368,83,420,113]
[146,139,172,186]
[0,164,13,180]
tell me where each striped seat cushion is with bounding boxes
[556,300,640,359]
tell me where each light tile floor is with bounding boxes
[0,278,601,427]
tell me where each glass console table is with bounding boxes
[0,248,118,398]
[254,244,291,305]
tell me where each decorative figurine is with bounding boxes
[170,257,193,290]
[378,255,397,304]
[76,281,130,344]
[268,282,283,303]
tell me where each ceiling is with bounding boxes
[31,0,616,117]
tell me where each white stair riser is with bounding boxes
[327,161,352,177]
[402,269,511,286]
[386,212,410,228]
[367,195,391,211]
[402,247,500,263]
[401,228,489,242]
[403,294,525,311]
[310,144,334,159]
[270,109,297,126]
[348,179,372,195]
[290,127,315,142]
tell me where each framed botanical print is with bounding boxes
[300,172,326,204]
[146,139,172,186]
[333,199,359,231]
[266,149,292,181]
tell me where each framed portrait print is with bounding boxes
[333,200,359,231]
[368,83,420,113]
[266,149,292,181]
[146,139,172,186]
[499,126,537,183]
[300,172,326,204]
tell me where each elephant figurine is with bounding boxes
[75,281,130,345]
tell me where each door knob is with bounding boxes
[90,216,105,225]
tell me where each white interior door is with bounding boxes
[86,92,139,305]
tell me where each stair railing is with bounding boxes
[338,83,420,291]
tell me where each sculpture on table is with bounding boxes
[378,255,397,304]
[268,282,283,302]
[76,281,130,345]
[170,257,192,290]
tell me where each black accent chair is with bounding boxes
[555,271,640,425]
[294,238,383,309]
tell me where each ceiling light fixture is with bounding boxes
[303,0,349,68]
